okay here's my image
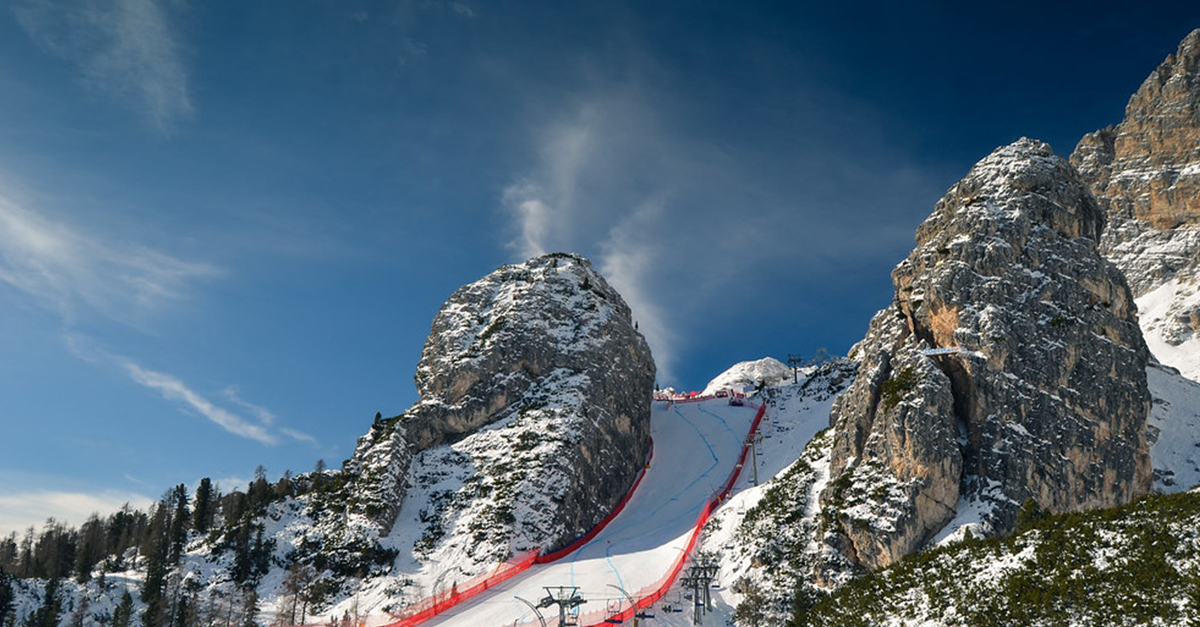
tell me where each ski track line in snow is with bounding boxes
[596,405,732,598]
[412,399,763,627]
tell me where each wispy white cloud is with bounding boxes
[498,82,942,386]
[0,192,218,325]
[0,486,154,537]
[449,2,477,19]
[598,199,679,383]
[280,428,319,445]
[64,334,307,447]
[125,362,278,445]
[500,95,695,381]
[0,182,302,448]
[223,386,278,426]
[225,386,318,444]
[13,0,193,132]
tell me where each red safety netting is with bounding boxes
[572,401,767,627]
[378,549,540,627]
[363,440,656,627]
[292,401,764,627]
[534,442,654,564]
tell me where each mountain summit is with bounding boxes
[328,253,655,568]
[821,139,1152,570]
[1073,28,1200,296]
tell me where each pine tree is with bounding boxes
[23,576,61,627]
[192,480,214,535]
[239,589,258,627]
[141,494,175,627]
[0,534,17,575]
[167,485,190,566]
[112,592,135,627]
[0,573,13,627]
[1015,497,1049,533]
[17,529,33,578]
[74,515,107,583]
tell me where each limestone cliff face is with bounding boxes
[823,139,1152,570]
[345,253,655,559]
[1072,29,1200,297]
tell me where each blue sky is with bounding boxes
[1,0,1198,535]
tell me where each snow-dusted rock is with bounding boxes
[822,139,1152,570]
[701,357,794,396]
[350,253,655,554]
[1073,29,1200,371]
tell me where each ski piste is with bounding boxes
[410,396,764,627]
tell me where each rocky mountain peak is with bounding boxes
[1072,28,1200,296]
[821,139,1151,571]
[342,253,655,560]
[404,252,648,449]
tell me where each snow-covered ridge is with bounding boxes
[701,357,794,396]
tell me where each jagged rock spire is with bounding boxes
[822,139,1151,571]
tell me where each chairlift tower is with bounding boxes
[786,354,804,384]
[539,586,586,627]
[745,430,764,486]
[679,559,720,625]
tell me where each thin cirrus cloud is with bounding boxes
[65,336,319,448]
[0,186,310,447]
[12,0,194,132]
[0,193,218,324]
[125,363,279,445]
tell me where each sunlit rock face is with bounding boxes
[1072,29,1200,353]
[351,253,655,552]
[822,139,1152,571]
[1072,28,1200,294]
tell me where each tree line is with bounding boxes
[0,464,341,627]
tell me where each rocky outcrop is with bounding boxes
[1072,29,1200,297]
[345,253,655,556]
[822,139,1152,571]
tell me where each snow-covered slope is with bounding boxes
[426,397,760,627]
[1147,362,1200,492]
[1138,279,1200,382]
